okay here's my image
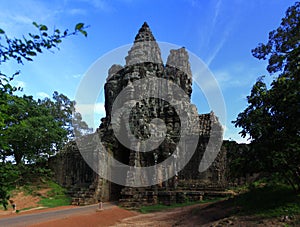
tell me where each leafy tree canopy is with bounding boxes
[0,92,92,165]
[233,2,300,191]
[0,22,89,208]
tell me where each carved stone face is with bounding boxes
[123,71,140,86]
[122,70,144,101]
[122,79,135,100]
[106,80,119,99]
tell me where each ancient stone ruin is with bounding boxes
[49,22,227,208]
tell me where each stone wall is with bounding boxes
[48,139,110,205]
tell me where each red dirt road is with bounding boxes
[1,200,296,226]
[30,206,138,227]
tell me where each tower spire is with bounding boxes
[134,22,156,43]
[125,22,162,66]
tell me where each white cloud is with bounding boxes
[194,0,240,67]
[75,0,113,11]
[206,31,228,66]
[75,102,106,118]
[72,74,82,79]
[37,92,50,99]
[14,81,26,89]
[75,102,106,131]
[212,0,222,28]
[94,103,106,115]
[193,66,222,92]
[9,15,33,25]
[205,20,235,67]
[0,1,62,37]
[185,0,201,7]
[213,69,231,83]
[67,8,87,16]
[212,62,262,90]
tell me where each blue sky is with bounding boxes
[0,0,296,143]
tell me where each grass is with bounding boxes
[232,183,300,218]
[1,179,71,212]
[139,197,224,213]
[10,178,71,208]
[139,183,300,223]
[39,196,71,208]
[38,181,71,208]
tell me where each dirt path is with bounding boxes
[0,203,126,227]
[0,191,42,216]
[114,200,294,227]
[1,199,296,226]
[114,202,230,227]
[114,204,205,226]
[29,206,139,227]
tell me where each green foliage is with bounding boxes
[1,179,71,210]
[139,201,197,213]
[39,197,71,208]
[223,141,256,179]
[139,198,224,214]
[0,21,88,209]
[0,91,92,165]
[1,94,67,164]
[0,162,19,210]
[0,92,90,209]
[0,91,91,209]
[1,172,47,210]
[233,183,300,218]
[0,22,88,94]
[38,181,71,208]
[40,91,93,140]
[251,2,300,74]
[233,2,300,191]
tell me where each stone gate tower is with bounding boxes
[50,23,227,207]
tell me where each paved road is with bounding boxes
[0,202,116,227]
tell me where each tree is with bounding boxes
[1,94,67,165]
[0,162,19,210]
[72,111,93,138]
[0,22,88,208]
[40,92,73,140]
[233,2,300,191]
[0,21,88,152]
[40,91,93,140]
[1,92,92,165]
